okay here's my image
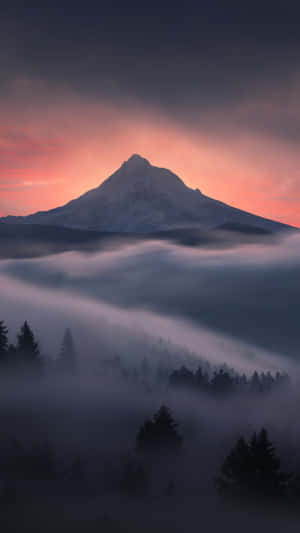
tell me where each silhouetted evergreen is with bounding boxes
[169,366,195,389]
[169,364,288,397]
[58,327,77,373]
[211,369,235,394]
[0,320,8,362]
[136,405,182,454]
[16,321,41,372]
[217,428,289,501]
[195,366,210,391]
[250,371,261,393]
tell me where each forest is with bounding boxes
[0,318,299,531]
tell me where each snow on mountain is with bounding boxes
[1,154,293,233]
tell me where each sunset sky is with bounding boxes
[1,4,300,226]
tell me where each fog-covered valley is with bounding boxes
[0,233,300,530]
[1,231,300,365]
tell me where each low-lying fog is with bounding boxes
[1,232,300,531]
[0,232,299,373]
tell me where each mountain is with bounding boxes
[0,154,294,233]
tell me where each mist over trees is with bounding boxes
[169,365,289,396]
[0,319,290,398]
[0,316,299,531]
[0,320,8,362]
[16,321,41,371]
[217,429,290,502]
[136,405,182,455]
[58,328,77,374]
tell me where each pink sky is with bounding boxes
[1,82,300,227]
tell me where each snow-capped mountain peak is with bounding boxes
[122,154,151,169]
[0,155,293,233]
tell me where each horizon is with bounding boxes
[0,152,297,229]
[1,5,300,226]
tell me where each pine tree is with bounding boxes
[195,366,209,391]
[211,369,235,394]
[58,328,76,373]
[136,405,182,454]
[216,428,289,501]
[217,437,253,497]
[250,371,261,393]
[16,321,41,370]
[250,429,288,497]
[0,321,8,362]
[169,366,194,389]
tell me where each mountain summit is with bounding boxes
[122,153,151,169]
[1,155,292,232]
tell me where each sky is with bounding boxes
[1,3,300,226]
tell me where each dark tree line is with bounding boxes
[122,410,300,506]
[0,320,8,356]
[1,396,300,510]
[0,319,291,397]
[1,318,300,517]
[0,320,77,374]
[169,365,289,396]
[0,320,42,372]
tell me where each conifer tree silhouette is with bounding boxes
[250,371,261,393]
[169,366,194,389]
[211,369,235,394]
[217,437,253,497]
[217,428,289,501]
[136,405,182,454]
[58,328,77,373]
[0,320,8,362]
[16,321,41,371]
[250,428,288,497]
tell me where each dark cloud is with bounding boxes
[2,3,300,225]
[1,3,300,140]
[0,131,60,163]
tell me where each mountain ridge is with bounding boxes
[1,154,295,233]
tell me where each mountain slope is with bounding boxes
[1,154,294,232]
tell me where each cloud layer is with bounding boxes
[1,233,300,372]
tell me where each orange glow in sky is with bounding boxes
[1,94,300,227]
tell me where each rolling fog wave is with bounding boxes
[0,270,289,373]
[1,233,300,372]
